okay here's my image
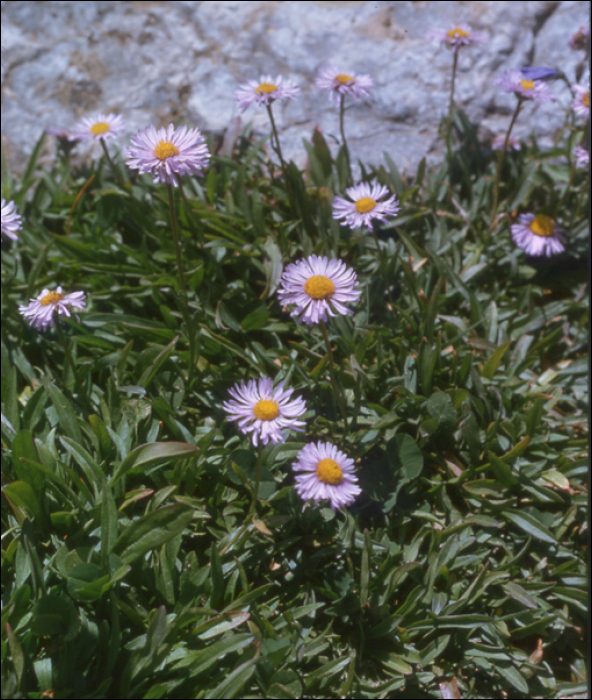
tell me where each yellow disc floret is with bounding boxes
[336,74,355,86]
[355,197,377,214]
[520,79,535,92]
[153,141,180,161]
[583,90,590,108]
[90,122,111,136]
[316,458,344,485]
[448,27,469,39]
[40,291,66,306]
[253,399,280,421]
[529,214,555,238]
[304,275,336,300]
[256,83,278,95]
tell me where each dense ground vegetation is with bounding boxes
[1,94,589,699]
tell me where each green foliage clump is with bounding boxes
[1,106,588,699]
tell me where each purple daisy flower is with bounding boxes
[19,287,86,331]
[125,124,210,187]
[495,70,555,102]
[573,145,590,169]
[332,182,400,231]
[426,23,487,51]
[71,113,125,141]
[315,66,373,103]
[223,376,306,447]
[1,199,22,241]
[511,214,566,257]
[235,75,300,113]
[277,255,361,326]
[292,441,361,509]
[571,84,590,119]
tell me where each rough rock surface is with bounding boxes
[1,0,589,177]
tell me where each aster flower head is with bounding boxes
[571,84,590,119]
[569,26,590,51]
[277,255,361,326]
[235,75,300,113]
[426,23,487,51]
[492,134,521,151]
[573,145,590,169]
[1,199,22,241]
[19,287,86,331]
[495,70,555,102]
[511,213,566,257]
[126,124,210,187]
[315,66,373,103]
[292,441,361,510]
[223,376,306,447]
[71,113,125,141]
[333,182,400,231]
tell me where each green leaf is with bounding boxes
[422,275,445,342]
[503,510,556,544]
[5,623,25,687]
[3,481,44,523]
[197,612,251,640]
[111,504,194,564]
[501,665,529,693]
[487,451,518,488]
[30,595,78,637]
[426,391,456,433]
[101,477,118,565]
[171,633,253,673]
[113,441,199,483]
[2,366,20,434]
[208,657,258,699]
[67,563,110,601]
[481,340,512,380]
[41,377,82,444]
[12,430,45,494]
[138,335,179,390]
[503,582,538,609]
[387,433,424,480]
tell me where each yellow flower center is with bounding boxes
[336,74,355,86]
[253,399,280,421]
[520,79,535,92]
[153,141,180,161]
[448,27,469,39]
[304,275,336,300]
[40,291,65,306]
[355,197,377,214]
[529,214,555,237]
[316,458,344,485]
[90,122,111,136]
[583,90,590,107]
[256,82,278,95]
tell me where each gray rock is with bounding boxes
[1,1,589,179]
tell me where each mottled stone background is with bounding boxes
[1,0,589,176]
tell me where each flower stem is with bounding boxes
[339,94,353,186]
[321,320,348,427]
[372,230,394,310]
[167,184,196,384]
[99,138,125,188]
[446,49,459,155]
[55,317,78,391]
[490,99,523,232]
[248,441,265,516]
[266,103,287,172]
[178,180,204,251]
[168,184,188,298]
